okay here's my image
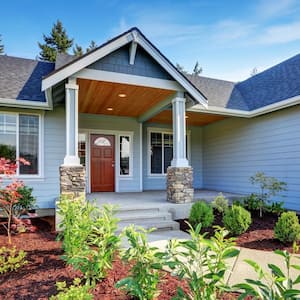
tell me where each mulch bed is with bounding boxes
[177,210,298,253]
[0,211,290,299]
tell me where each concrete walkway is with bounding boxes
[125,230,300,287]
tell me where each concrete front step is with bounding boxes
[117,219,180,234]
[116,211,173,223]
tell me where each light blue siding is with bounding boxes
[23,106,65,208]
[88,44,173,80]
[142,123,203,190]
[203,106,300,210]
[79,113,142,192]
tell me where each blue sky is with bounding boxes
[1,0,300,81]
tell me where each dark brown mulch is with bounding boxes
[177,210,299,253]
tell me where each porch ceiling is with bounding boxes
[147,110,226,126]
[78,78,175,117]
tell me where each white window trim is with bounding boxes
[79,128,134,193]
[147,127,191,177]
[0,111,44,179]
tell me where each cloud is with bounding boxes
[256,0,298,19]
[256,21,300,44]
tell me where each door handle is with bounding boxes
[112,164,115,168]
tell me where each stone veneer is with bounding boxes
[167,166,194,203]
[59,165,86,197]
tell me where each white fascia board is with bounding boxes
[189,95,300,118]
[42,33,134,91]
[0,98,52,110]
[75,68,183,91]
[137,36,208,108]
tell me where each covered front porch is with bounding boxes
[87,189,243,220]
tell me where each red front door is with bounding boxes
[91,134,115,192]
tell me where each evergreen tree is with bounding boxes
[192,61,203,75]
[0,35,4,55]
[176,63,187,74]
[73,44,83,57]
[250,67,258,77]
[86,40,97,52]
[38,20,73,62]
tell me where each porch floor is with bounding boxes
[86,189,243,220]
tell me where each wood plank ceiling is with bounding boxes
[78,79,175,117]
[78,78,226,126]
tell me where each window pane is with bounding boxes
[164,134,173,173]
[151,132,162,174]
[0,113,16,161]
[120,136,130,175]
[19,115,39,174]
[78,133,86,166]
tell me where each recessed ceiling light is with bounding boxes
[107,107,114,111]
[118,93,127,98]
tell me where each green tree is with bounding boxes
[73,44,83,57]
[193,61,203,75]
[86,40,97,52]
[0,35,4,55]
[38,20,73,62]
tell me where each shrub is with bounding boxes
[189,200,214,228]
[274,211,300,243]
[50,278,93,300]
[223,205,251,235]
[14,186,37,216]
[234,250,300,299]
[165,223,239,299]
[57,196,120,285]
[0,246,27,274]
[115,225,163,300]
[211,193,228,214]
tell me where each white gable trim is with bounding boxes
[41,29,208,108]
[0,97,52,110]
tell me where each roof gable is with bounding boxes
[42,27,207,107]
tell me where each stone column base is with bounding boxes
[167,166,194,203]
[59,165,86,198]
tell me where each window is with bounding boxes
[78,133,86,166]
[149,130,189,175]
[0,113,40,175]
[150,132,174,174]
[120,135,130,176]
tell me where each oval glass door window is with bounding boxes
[94,137,111,146]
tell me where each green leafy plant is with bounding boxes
[211,193,229,214]
[50,278,93,300]
[13,185,37,216]
[234,250,300,299]
[267,201,286,215]
[249,172,287,217]
[165,223,239,300]
[115,225,163,300]
[242,193,262,212]
[223,205,252,236]
[274,211,300,243]
[57,196,120,285]
[189,200,214,228]
[0,246,27,274]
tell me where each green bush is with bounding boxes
[165,223,239,299]
[115,225,163,300]
[0,246,27,274]
[14,185,37,216]
[57,195,120,285]
[50,278,93,300]
[211,193,229,214]
[223,205,251,235]
[274,211,300,243]
[189,200,214,228]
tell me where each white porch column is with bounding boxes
[63,77,80,166]
[171,91,189,167]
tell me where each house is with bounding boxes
[0,27,299,212]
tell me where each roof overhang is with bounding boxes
[42,28,208,108]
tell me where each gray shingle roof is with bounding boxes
[0,55,54,102]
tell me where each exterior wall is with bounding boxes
[88,44,173,80]
[142,122,203,190]
[203,106,300,210]
[24,106,65,208]
[79,113,142,192]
